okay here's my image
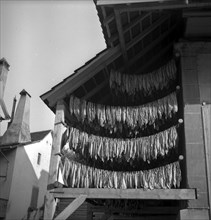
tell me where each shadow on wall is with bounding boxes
[24,170,49,220]
[3,146,50,220]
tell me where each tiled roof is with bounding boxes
[30,130,51,142]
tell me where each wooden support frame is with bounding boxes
[54,195,87,220]
[114,9,129,69]
[125,13,169,51]
[50,188,197,200]
[82,79,108,100]
[134,41,173,74]
[97,0,211,11]
[108,11,150,48]
[201,104,211,220]
[97,0,171,5]
[91,205,180,215]
[44,100,68,220]
[119,17,179,73]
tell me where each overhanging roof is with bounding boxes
[41,0,211,115]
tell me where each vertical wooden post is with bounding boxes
[44,100,67,220]
[201,104,211,220]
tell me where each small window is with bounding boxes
[37,153,41,165]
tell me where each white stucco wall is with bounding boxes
[5,132,52,220]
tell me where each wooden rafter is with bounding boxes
[103,13,115,26]
[97,0,171,5]
[120,17,179,72]
[99,92,111,104]
[102,6,112,38]
[108,11,150,47]
[98,0,211,10]
[50,188,197,200]
[125,13,170,51]
[114,9,129,68]
[82,79,108,100]
[134,41,173,74]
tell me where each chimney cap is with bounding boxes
[0,57,10,70]
[20,89,31,98]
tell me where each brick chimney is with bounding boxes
[1,90,31,145]
[0,58,10,120]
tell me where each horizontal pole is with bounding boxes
[50,188,196,200]
[97,0,171,5]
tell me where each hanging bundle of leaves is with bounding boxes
[68,125,178,162]
[62,159,181,189]
[110,59,177,97]
[69,92,178,131]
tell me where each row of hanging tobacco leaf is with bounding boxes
[69,91,178,132]
[67,125,178,162]
[61,158,181,190]
[109,59,177,105]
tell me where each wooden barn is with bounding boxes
[41,0,211,219]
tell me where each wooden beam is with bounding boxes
[99,215,178,220]
[44,100,67,220]
[103,13,115,26]
[54,195,87,220]
[114,9,129,69]
[126,13,170,51]
[82,79,108,100]
[134,41,173,74]
[117,2,211,11]
[102,6,112,38]
[108,12,150,47]
[201,104,211,220]
[121,16,179,72]
[99,92,111,104]
[50,188,197,200]
[91,206,180,215]
[97,0,170,5]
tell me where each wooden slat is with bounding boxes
[82,79,108,100]
[102,6,112,38]
[103,13,115,26]
[114,9,129,68]
[117,2,211,11]
[121,17,179,72]
[125,13,170,51]
[50,188,197,200]
[108,11,150,47]
[91,206,179,215]
[133,41,173,74]
[55,195,87,220]
[101,215,177,220]
[97,0,171,5]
